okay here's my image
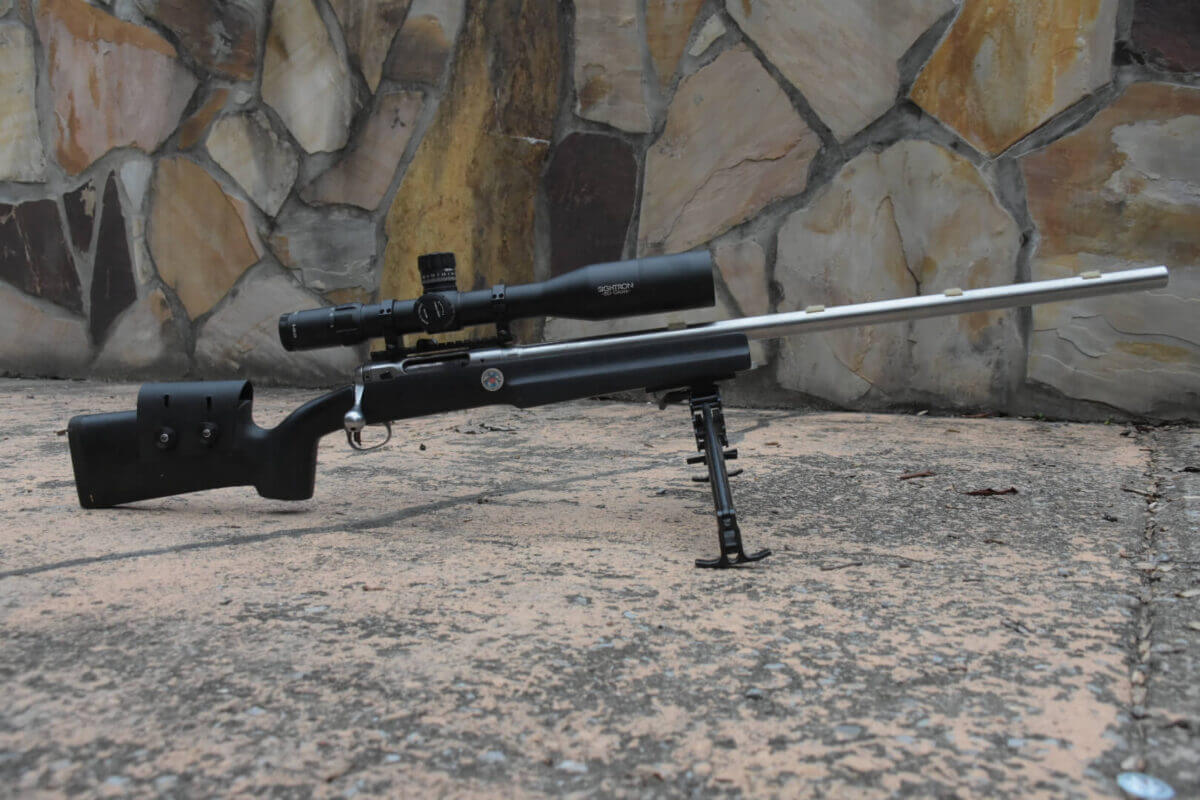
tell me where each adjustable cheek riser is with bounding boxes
[68,380,355,509]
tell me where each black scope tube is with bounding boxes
[279,251,716,351]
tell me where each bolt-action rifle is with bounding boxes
[67,251,1168,567]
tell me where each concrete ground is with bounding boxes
[1,379,1197,799]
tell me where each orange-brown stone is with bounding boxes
[148,158,261,320]
[646,0,704,87]
[382,0,561,322]
[911,0,1118,154]
[177,89,230,150]
[36,0,198,175]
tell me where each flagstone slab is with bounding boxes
[194,266,360,383]
[89,174,137,346]
[329,0,411,92]
[0,199,81,315]
[262,0,357,154]
[774,140,1021,408]
[382,0,561,307]
[92,288,187,378]
[688,15,726,58]
[206,111,299,217]
[35,0,198,175]
[1022,82,1200,417]
[382,0,464,85]
[728,0,956,141]
[0,280,89,373]
[545,133,637,277]
[148,157,261,320]
[911,0,1118,155]
[303,89,424,211]
[573,0,650,133]
[639,46,819,255]
[0,23,45,183]
[1130,0,1200,72]
[646,0,704,87]
[135,0,263,80]
[269,202,377,293]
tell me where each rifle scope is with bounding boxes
[279,251,716,351]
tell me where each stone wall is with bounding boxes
[0,0,1196,419]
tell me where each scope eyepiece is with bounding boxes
[278,250,716,352]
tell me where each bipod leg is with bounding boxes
[686,385,770,569]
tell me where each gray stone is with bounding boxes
[688,15,726,58]
[0,280,90,374]
[206,111,299,217]
[303,89,424,211]
[382,0,464,85]
[774,140,1022,408]
[92,288,188,378]
[262,0,358,153]
[639,46,818,255]
[728,0,955,140]
[328,0,411,92]
[269,202,377,293]
[1028,262,1199,417]
[119,156,153,216]
[0,23,46,182]
[573,0,650,133]
[195,266,359,382]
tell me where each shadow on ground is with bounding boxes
[1,380,1196,798]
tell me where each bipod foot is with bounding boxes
[687,385,771,569]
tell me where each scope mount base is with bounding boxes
[676,383,771,569]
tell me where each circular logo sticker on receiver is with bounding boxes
[481,368,505,392]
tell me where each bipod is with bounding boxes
[662,384,771,568]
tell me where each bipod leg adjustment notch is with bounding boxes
[686,384,770,569]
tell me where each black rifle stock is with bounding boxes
[69,333,751,508]
[65,249,1169,568]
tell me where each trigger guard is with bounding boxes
[347,421,392,452]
